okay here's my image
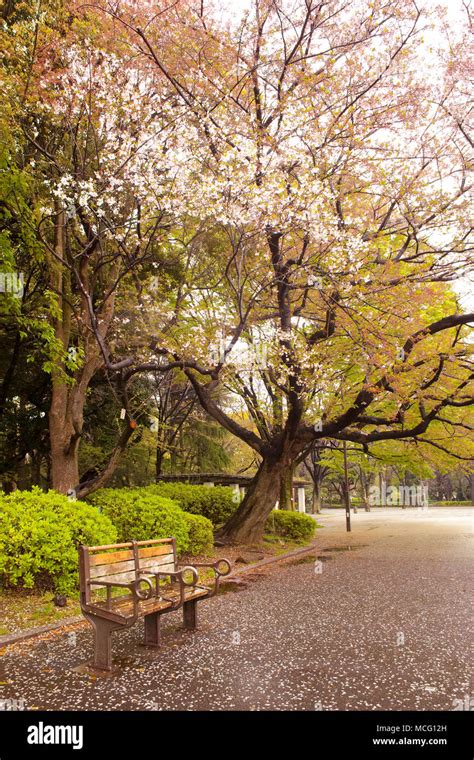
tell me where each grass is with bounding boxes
[430,500,472,507]
[263,533,311,554]
[0,589,82,636]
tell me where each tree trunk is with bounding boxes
[218,457,286,544]
[48,205,78,494]
[311,480,321,513]
[49,381,80,494]
[279,462,294,510]
[17,457,29,490]
[50,368,107,495]
[75,423,137,499]
[31,452,42,487]
[362,482,371,511]
[49,444,79,494]
[47,203,120,496]
[156,446,164,480]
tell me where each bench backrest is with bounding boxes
[79,538,177,605]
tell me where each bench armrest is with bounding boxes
[157,567,199,584]
[177,558,231,596]
[138,567,199,609]
[188,559,231,575]
[89,580,134,588]
[87,579,138,618]
[89,577,154,603]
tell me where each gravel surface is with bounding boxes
[0,507,472,711]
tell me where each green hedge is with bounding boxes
[0,488,117,595]
[430,500,472,506]
[265,510,316,542]
[143,483,236,526]
[182,512,214,555]
[88,488,189,552]
[88,487,214,555]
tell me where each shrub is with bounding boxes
[265,510,316,542]
[0,487,117,595]
[431,500,471,506]
[87,488,189,553]
[182,512,214,555]
[143,483,236,526]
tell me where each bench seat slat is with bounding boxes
[91,586,209,616]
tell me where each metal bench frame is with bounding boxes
[79,538,231,670]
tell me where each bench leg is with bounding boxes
[85,615,119,671]
[183,599,198,630]
[144,612,162,647]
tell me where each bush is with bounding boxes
[143,483,236,526]
[0,487,117,595]
[431,500,472,506]
[265,510,316,542]
[87,488,189,553]
[182,512,214,555]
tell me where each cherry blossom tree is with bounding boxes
[82,0,472,543]
[21,2,465,537]
[18,19,181,494]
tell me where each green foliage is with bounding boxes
[182,512,214,554]
[265,510,316,542]
[179,418,233,473]
[88,487,216,554]
[0,487,116,595]
[431,499,472,506]
[87,488,189,552]
[143,483,236,526]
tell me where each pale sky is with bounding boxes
[216,0,472,311]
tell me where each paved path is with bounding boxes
[0,508,472,710]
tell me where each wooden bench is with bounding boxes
[79,538,231,670]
